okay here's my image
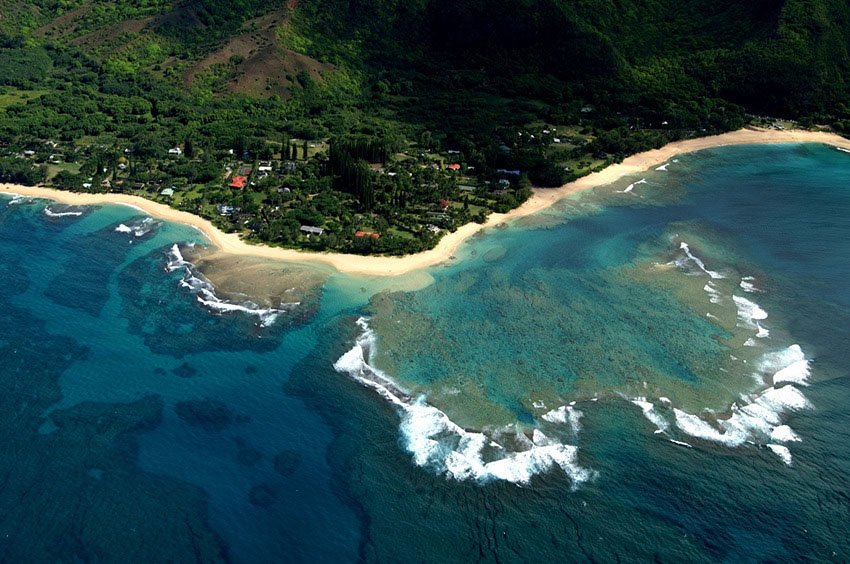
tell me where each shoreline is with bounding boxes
[3,127,850,276]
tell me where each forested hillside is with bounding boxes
[1,0,849,254]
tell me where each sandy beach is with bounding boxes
[3,127,849,276]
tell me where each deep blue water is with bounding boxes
[1,143,849,561]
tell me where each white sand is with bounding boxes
[4,127,849,276]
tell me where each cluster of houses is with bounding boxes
[227,161,281,189]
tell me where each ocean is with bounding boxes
[0,142,848,561]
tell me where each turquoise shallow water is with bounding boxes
[1,143,849,561]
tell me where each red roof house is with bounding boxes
[229,175,248,189]
[446,163,461,171]
[355,231,381,239]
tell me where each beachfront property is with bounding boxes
[229,176,248,189]
[300,225,324,236]
[355,230,380,239]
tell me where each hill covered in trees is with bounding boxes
[1,0,849,253]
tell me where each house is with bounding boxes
[458,185,477,192]
[168,147,182,156]
[496,169,521,176]
[258,162,273,172]
[491,189,508,196]
[300,225,324,236]
[218,205,235,215]
[229,176,248,189]
[438,199,450,210]
[355,231,380,239]
[498,179,511,186]
[446,163,461,171]
[160,188,175,197]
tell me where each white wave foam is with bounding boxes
[632,398,669,433]
[835,146,850,154]
[655,163,670,171]
[673,408,744,445]
[669,343,812,451]
[167,244,296,327]
[767,444,793,465]
[165,244,189,272]
[739,276,761,293]
[115,218,159,238]
[43,206,83,218]
[674,381,811,448]
[770,425,801,443]
[678,242,725,279]
[195,294,294,327]
[620,178,647,193]
[334,319,596,486]
[703,282,723,304]
[772,359,810,385]
[669,439,692,448]
[733,295,768,330]
[761,345,810,386]
[542,405,583,433]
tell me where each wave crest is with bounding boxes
[333,318,596,486]
[166,244,298,327]
[631,344,812,465]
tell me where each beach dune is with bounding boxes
[3,127,849,276]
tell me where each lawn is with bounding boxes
[0,88,47,109]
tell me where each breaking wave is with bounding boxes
[733,295,768,329]
[165,244,297,327]
[116,217,160,239]
[620,178,647,193]
[333,318,596,486]
[7,195,29,205]
[632,344,812,465]
[739,276,761,293]
[43,205,84,218]
[674,241,725,279]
